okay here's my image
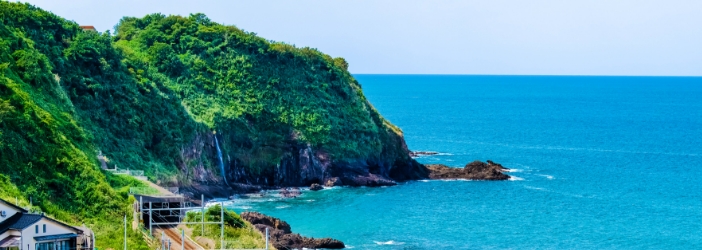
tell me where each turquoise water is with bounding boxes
[228,75,702,249]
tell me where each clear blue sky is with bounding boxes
[21,0,702,76]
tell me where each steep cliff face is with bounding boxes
[190,127,428,190]
[109,13,430,191]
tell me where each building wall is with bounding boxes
[20,218,77,250]
[0,202,23,224]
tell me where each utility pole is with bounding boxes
[149,202,153,235]
[265,227,269,250]
[123,214,127,250]
[220,202,224,249]
[142,196,144,222]
[201,194,205,237]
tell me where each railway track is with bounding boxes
[158,227,203,250]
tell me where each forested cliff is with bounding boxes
[0,3,425,247]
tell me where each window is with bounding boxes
[35,225,38,234]
[36,240,70,250]
[42,224,46,233]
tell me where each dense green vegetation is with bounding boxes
[184,204,271,249]
[112,13,406,175]
[0,1,408,248]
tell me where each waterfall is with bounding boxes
[214,134,230,186]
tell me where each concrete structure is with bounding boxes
[0,198,92,250]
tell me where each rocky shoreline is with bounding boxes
[241,212,345,249]
[178,157,511,249]
[180,159,512,197]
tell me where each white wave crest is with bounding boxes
[509,176,524,181]
[524,185,545,191]
[537,174,554,180]
[374,240,404,245]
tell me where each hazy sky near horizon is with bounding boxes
[21,0,702,76]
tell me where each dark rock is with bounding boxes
[279,188,301,198]
[241,212,292,234]
[201,127,429,189]
[343,173,397,187]
[275,234,345,249]
[243,212,345,249]
[324,177,342,187]
[310,183,323,191]
[427,160,510,180]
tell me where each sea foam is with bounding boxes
[374,240,404,245]
[508,176,525,181]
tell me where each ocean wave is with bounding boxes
[230,205,253,210]
[275,205,291,209]
[417,179,472,182]
[524,185,545,191]
[504,168,522,173]
[440,179,471,182]
[524,185,588,198]
[319,186,341,190]
[374,240,404,245]
[537,174,555,180]
[508,176,524,181]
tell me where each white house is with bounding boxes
[0,198,91,250]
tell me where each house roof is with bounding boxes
[0,198,28,213]
[0,213,81,234]
[79,25,96,31]
[0,236,20,247]
[0,213,41,232]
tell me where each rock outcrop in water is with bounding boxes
[426,160,510,180]
[310,183,323,191]
[241,212,345,249]
[409,151,439,157]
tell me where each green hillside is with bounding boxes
[0,1,417,248]
[111,12,408,177]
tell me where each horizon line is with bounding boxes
[351,73,702,78]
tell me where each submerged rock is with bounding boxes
[310,183,323,191]
[427,160,510,180]
[279,187,301,198]
[242,212,345,249]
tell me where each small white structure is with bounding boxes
[0,198,91,250]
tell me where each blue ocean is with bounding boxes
[228,75,702,249]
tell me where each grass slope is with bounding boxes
[0,2,409,248]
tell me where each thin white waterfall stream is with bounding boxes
[214,134,229,186]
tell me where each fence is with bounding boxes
[108,168,145,177]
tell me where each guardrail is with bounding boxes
[108,169,144,176]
